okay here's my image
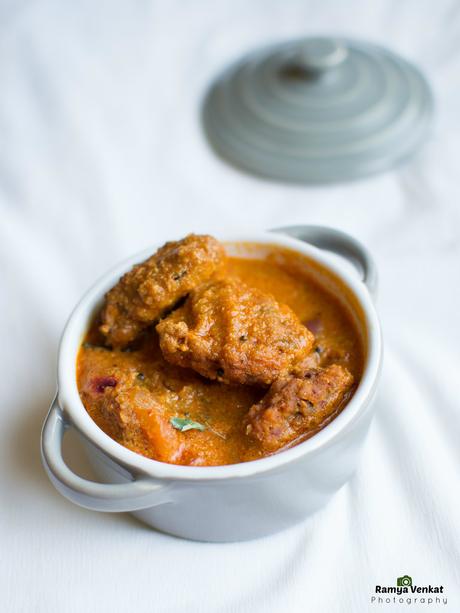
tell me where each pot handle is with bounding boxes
[41,395,173,513]
[271,225,377,297]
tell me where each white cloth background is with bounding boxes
[1,1,459,611]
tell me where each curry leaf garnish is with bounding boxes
[170,417,206,432]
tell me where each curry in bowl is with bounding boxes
[77,234,363,466]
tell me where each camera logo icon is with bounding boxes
[397,575,412,587]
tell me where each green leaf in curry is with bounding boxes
[170,417,206,432]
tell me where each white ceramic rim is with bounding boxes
[57,231,382,481]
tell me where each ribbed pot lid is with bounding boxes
[202,36,434,184]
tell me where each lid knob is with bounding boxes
[292,38,348,74]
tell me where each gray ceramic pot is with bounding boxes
[41,226,382,542]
